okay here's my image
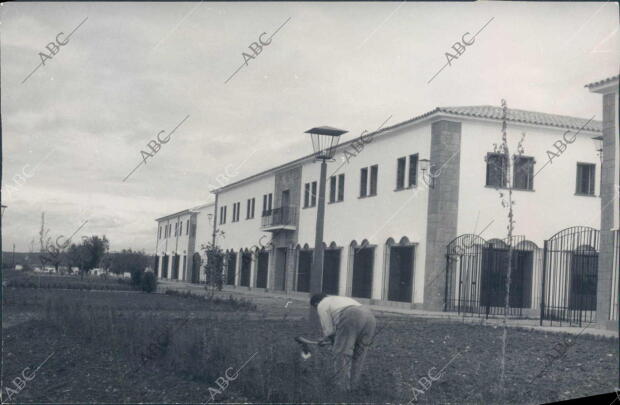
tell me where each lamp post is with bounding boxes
[1,204,6,218]
[592,136,604,163]
[419,158,434,188]
[305,126,347,294]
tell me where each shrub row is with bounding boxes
[6,279,134,291]
[163,289,257,311]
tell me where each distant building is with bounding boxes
[154,202,215,283]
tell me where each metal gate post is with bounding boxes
[443,254,449,312]
[540,240,548,326]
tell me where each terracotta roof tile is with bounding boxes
[436,105,601,132]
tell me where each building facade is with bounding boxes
[154,202,215,283]
[154,104,615,326]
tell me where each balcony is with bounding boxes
[261,206,298,232]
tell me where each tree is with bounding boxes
[493,99,526,396]
[38,212,67,273]
[107,249,149,287]
[202,241,224,298]
[66,243,91,274]
[38,212,52,268]
[81,235,110,272]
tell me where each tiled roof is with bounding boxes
[211,105,601,193]
[433,105,601,132]
[585,75,619,89]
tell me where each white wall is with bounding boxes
[297,121,432,303]
[155,212,193,279]
[216,175,275,252]
[457,118,601,247]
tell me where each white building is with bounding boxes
[154,202,215,283]
[155,105,610,324]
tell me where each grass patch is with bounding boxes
[164,289,257,311]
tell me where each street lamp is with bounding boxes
[1,204,7,218]
[419,158,435,188]
[592,136,603,163]
[305,126,347,294]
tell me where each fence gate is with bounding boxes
[444,234,534,318]
[540,226,599,326]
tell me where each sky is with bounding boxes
[1,1,618,253]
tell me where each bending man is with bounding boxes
[310,293,377,391]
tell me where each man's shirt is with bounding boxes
[316,296,362,337]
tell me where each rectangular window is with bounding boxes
[408,154,418,187]
[220,206,227,224]
[369,165,378,196]
[158,226,162,240]
[179,221,182,236]
[233,202,241,222]
[576,163,595,195]
[246,198,255,219]
[360,168,368,197]
[186,220,189,235]
[513,156,535,190]
[304,183,310,207]
[262,193,273,215]
[175,222,178,236]
[396,157,406,189]
[304,182,318,207]
[311,181,317,206]
[486,153,508,188]
[329,175,345,203]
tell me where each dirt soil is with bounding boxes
[2,286,618,404]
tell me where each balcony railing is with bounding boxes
[261,206,298,230]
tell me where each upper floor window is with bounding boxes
[396,154,419,190]
[360,168,368,197]
[408,154,418,187]
[262,193,273,215]
[186,220,189,235]
[576,163,595,196]
[486,153,507,188]
[219,206,227,224]
[304,181,318,208]
[360,165,378,197]
[158,226,162,240]
[246,198,255,219]
[179,221,183,236]
[513,156,535,191]
[174,222,178,237]
[329,174,345,203]
[232,202,241,222]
